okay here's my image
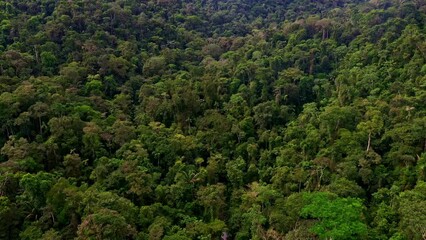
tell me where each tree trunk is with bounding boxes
[34,46,40,64]
[39,117,43,135]
[309,50,315,75]
[366,132,371,152]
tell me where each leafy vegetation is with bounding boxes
[0,0,426,239]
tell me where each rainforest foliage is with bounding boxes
[1,0,426,239]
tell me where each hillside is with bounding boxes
[1,0,426,239]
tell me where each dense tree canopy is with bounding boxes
[1,0,426,239]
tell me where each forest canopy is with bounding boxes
[1,0,426,239]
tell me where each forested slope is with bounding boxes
[1,0,426,239]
